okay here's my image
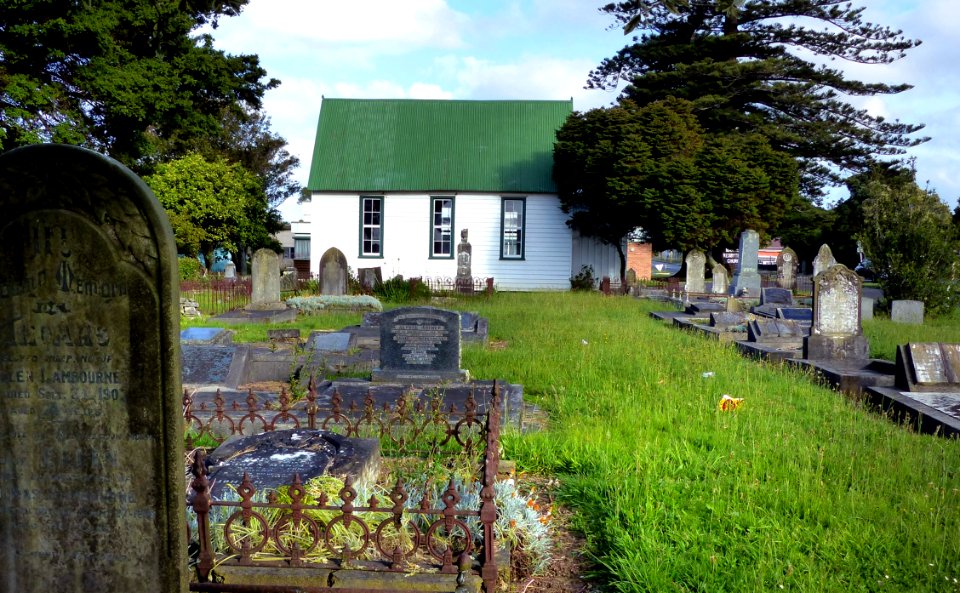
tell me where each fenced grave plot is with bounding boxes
[186,381,508,593]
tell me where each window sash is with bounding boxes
[431,197,454,257]
[361,197,383,257]
[501,198,524,259]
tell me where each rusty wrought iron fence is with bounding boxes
[420,276,494,295]
[186,380,503,593]
[181,279,252,316]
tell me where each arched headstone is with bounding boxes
[812,244,837,278]
[319,247,349,296]
[0,145,185,593]
[777,247,798,289]
[804,264,868,360]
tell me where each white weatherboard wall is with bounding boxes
[308,192,573,290]
[571,231,623,282]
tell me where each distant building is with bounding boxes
[299,98,619,290]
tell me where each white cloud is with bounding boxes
[437,55,621,109]
[209,0,468,56]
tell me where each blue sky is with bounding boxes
[202,0,960,221]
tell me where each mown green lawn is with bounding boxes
[185,292,960,592]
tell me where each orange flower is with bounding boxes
[509,519,517,528]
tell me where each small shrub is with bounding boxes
[570,265,596,291]
[179,256,204,281]
[374,276,432,303]
[285,295,383,312]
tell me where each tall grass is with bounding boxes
[865,310,960,361]
[458,293,960,593]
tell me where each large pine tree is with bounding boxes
[0,0,275,169]
[589,1,927,197]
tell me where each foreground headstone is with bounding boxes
[776,247,798,289]
[730,229,761,297]
[812,244,837,278]
[320,246,349,296]
[0,145,185,593]
[685,249,706,293]
[250,248,283,310]
[891,299,925,324]
[804,264,869,360]
[372,307,468,382]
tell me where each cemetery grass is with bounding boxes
[456,293,960,593]
[865,311,960,361]
[181,295,960,591]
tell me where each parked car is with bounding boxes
[854,259,875,281]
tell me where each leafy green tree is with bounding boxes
[855,166,959,314]
[591,1,926,198]
[146,153,280,270]
[554,98,799,279]
[0,0,276,167]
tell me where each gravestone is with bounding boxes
[711,261,729,294]
[456,228,474,294]
[747,319,808,342]
[710,311,749,330]
[776,247,798,289]
[776,307,813,324]
[730,229,761,297]
[684,250,706,293]
[762,287,793,306]
[894,342,960,392]
[0,145,185,593]
[363,310,488,344]
[861,296,875,321]
[812,244,837,278]
[280,269,298,292]
[753,287,795,317]
[249,248,284,310]
[205,429,380,500]
[223,260,236,279]
[804,264,869,360]
[320,247,349,296]
[358,266,382,292]
[372,307,468,382]
[891,299,924,324]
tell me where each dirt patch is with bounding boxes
[508,475,596,593]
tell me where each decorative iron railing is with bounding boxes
[186,381,503,592]
[180,279,252,316]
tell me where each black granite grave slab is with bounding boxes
[205,429,380,499]
[181,327,233,345]
[686,301,725,314]
[761,287,794,306]
[710,312,749,329]
[789,358,896,396]
[776,307,813,323]
[866,386,960,438]
[182,345,241,386]
[747,319,808,342]
[372,307,468,382]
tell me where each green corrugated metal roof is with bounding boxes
[307,99,573,193]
